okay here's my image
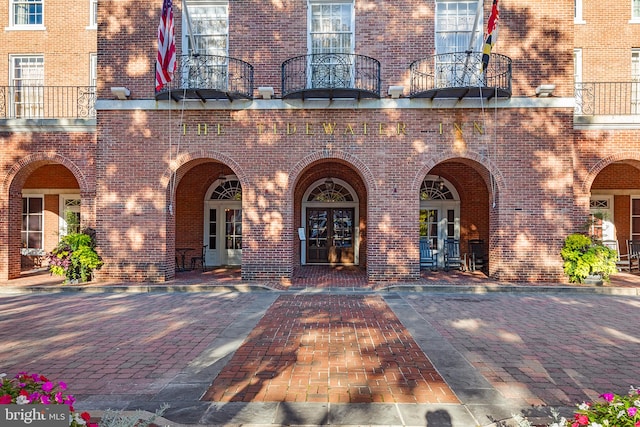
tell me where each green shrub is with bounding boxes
[560,233,617,283]
[46,230,103,283]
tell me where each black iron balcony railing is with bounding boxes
[0,86,96,119]
[575,82,640,115]
[155,54,254,101]
[282,53,381,100]
[410,52,512,100]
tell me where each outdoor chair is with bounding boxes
[626,240,640,272]
[601,240,631,272]
[444,238,464,271]
[419,238,437,270]
[190,245,208,271]
[465,239,487,272]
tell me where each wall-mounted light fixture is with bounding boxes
[535,84,556,97]
[388,86,404,99]
[110,86,131,100]
[258,86,275,100]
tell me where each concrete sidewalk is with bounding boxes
[1,271,639,426]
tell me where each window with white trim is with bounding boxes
[89,0,98,27]
[183,0,228,56]
[10,55,44,118]
[182,1,228,89]
[574,0,584,23]
[90,53,97,87]
[435,0,481,54]
[574,48,582,83]
[22,196,44,253]
[11,0,43,26]
[632,49,639,114]
[308,1,354,88]
[634,0,640,20]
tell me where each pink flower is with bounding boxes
[41,381,53,392]
[58,381,67,391]
[54,392,63,403]
[600,393,615,402]
[635,420,640,427]
[0,395,12,404]
[573,413,589,425]
[629,406,638,417]
[40,395,50,405]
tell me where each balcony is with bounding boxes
[0,86,96,119]
[575,82,640,115]
[155,54,254,101]
[409,52,512,100]
[282,53,381,100]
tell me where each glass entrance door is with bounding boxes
[307,208,354,264]
[225,208,242,265]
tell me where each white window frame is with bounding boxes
[8,0,45,30]
[307,0,355,89]
[574,48,583,83]
[633,0,640,21]
[59,195,81,238]
[21,195,45,256]
[90,53,97,87]
[182,0,229,56]
[574,0,585,24]
[632,49,640,114]
[435,0,482,55]
[9,55,45,118]
[88,0,97,28]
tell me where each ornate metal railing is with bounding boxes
[282,53,381,99]
[155,54,254,100]
[410,51,512,99]
[0,86,96,119]
[575,82,640,115]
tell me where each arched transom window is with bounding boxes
[210,179,242,200]
[420,179,454,200]
[307,180,354,202]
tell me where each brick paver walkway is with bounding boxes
[202,294,458,404]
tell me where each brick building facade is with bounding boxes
[1,0,639,285]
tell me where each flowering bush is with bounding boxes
[46,230,103,283]
[568,386,640,427]
[0,372,97,426]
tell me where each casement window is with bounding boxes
[308,1,355,88]
[22,196,44,254]
[89,0,98,27]
[10,0,43,27]
[633,0,640,20]
[10,55,44,118]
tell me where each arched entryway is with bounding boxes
[301,178,359,265]
[294,159,367,268]
[203,175,242,266]
[419,175,460,267]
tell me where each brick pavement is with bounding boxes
[202,294,458,404]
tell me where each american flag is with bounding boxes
[481,0,499,72]
[155,0,176,91]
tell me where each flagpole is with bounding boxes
[461,3,483,84]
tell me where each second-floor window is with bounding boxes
[89,0,98,27]
[10,55,44,118]
[633,0,640,20]
[308,1,354,88]
[632,49,639,113]
[11,0,43,26]
[435,0,481,55]
[182,1,228,89]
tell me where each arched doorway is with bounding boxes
[203,175,242,266]
[301,178,359,265]
[419,175,460,267]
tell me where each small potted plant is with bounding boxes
[560,233,618,285]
